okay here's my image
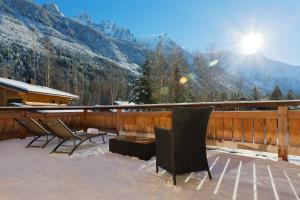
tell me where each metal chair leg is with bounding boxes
[68,140,84,156]
[101,134,105,144]
[51,139,67,154]
[173,174,176,185]
[156,163,159,173]
[26,136,42,148]
[207,169,212,180]
[42,135,55,149]
[68,136,101,156]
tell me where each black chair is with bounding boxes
[154,107,213,185]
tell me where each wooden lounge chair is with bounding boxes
[15,118,55,148]
[42,119,105,156]
[154,107,213,185]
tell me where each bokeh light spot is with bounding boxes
[160,87,170,95]
[209,59,219,67]
[179,76,188,84]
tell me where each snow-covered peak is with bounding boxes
[42,1,64,17]
[99,20,115,30]
[140,33,177,50]
[98,20,135,41]
[75,12,93,26]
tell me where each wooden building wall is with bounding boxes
[0,87,72,106]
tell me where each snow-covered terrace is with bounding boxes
[1,101,300,199]
[1,135,300,200]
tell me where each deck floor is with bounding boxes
[0,136,299,200]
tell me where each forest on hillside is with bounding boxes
[130,43,297,104]
[0,37,134,105]
[0,39,296,105]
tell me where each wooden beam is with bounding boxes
[116,109,122,136]
[25,101,60,106]
[83,109,87,131]
[1,100,300,111]
[278,106,288,161]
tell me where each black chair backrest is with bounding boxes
[172,107,213,166]
[42,119,75,139]
[15,118,50,136]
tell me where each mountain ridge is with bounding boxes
[0,0,300,96]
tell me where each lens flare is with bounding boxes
[160,87,169,95]
[209,60,219,67]
[179,76,188,84]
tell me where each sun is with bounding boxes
[240,32,264,54]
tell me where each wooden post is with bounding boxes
[277,106,288,161]
[116,109,122,136]
[83,109,87,131]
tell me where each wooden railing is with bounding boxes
[1,100,300,161]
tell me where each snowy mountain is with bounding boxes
[141,33,176,48]
[0,0,299,96]
[74,12,93,26]
[0,0,145,73]
[97,20,136,42]
[74,13,138,44]
[221,51,300,93]
[42,2,64,17]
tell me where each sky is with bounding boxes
[35,0,300,65]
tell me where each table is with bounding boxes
[109,136,156,161]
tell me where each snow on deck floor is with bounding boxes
[0,136,300,200]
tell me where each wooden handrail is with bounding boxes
[0,100,300,111]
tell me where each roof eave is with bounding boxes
[27,91,80,99]
[0,84,79,99]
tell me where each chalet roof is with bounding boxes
[0,78,79,99]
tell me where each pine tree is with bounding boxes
[250,86,260,100]
[219,91,229,101]
[169,47,189,103]
[131,55,153,104]
[270,85,283,100]
[286,90,295,100]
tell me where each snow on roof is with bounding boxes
[37,109,85,113]
[9,102,33,107]
[0,78,79,99]
[113,101,135,105]
[8,102,85,113]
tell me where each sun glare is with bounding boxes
[179,76,188,84]
[240,32,264,54]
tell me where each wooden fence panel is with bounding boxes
[233,118,243,142]
[0,119,4,140]
[0,109,298,157]
[207,118,215,140]
[153,115,171,129]
[121,115,136,132]
[254,119,265,144]
[4,119,14,138]
[265,119,277,145]
[223,118,233,141]
[243,119,253,143]
[97,112,115,129]
[214,118,223,140]
[288,119,300,147]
